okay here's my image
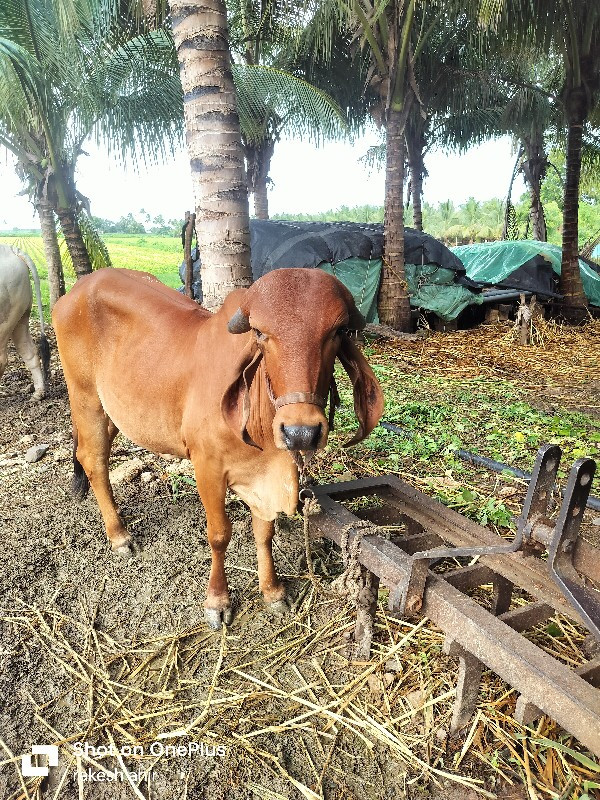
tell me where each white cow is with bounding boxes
[0,246,49,400]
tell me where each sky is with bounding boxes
[0,129,526,230]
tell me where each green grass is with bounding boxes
[0,233,183,322]
[308,343,600,531]
[101,235,183,286]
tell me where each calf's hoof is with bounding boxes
[204,606,234,630]
[112,541,135,558]
[266,597,291,617]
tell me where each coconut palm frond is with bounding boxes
[234,62,347,145]
[77,210,112,270]
[0,52,41,143]
[86,28,183,166]
[89,27,177,98]
[94,73,183,166]
[0,35,44,105]
[359,142,385,171]
[57,231,74,277]
[0,1,60,69]
[433,107,506,152]
[0,0,92,104]
[228,0,303,57]
[580,129,600,185]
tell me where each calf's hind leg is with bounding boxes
[73,406,132,556]
[11,312,45,399]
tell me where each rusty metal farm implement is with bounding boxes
[307,444,600,756]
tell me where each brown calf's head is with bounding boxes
[222,268,384,451]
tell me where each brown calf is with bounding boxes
[52,268,384,628]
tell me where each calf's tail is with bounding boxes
[39,334,50,382]
[72,425,90,501]
[15,247,50,381]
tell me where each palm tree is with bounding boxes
[480,0,600,318]
[169,0,253,308]
[307,1,523,329]
[307,0,436,330]
[0,2,182,299]
[439,200,458,232]
[461,197,482,240]
[0,3,92,289]
[223,1,351,219]
[401,13,490,233]
[404,115,427,232]
[493,56,566,242]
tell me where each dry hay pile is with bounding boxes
[1,573,597,800]
[374,318,600,412]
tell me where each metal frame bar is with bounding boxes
[317,473,600,623]
[310,477,600,756]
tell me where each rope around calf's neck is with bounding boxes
[301,491,321,587]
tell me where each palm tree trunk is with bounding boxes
[56,209,92,278]
[502,147,523,240]
[37,201,65,308]
[254,176,269,220]
[530,185,547,242]
[522,159,547,242]
[560,94,588,318]
[378,109,412,331]
[520,136,547,242]
[407,139,424,232]
[170,0,252,309]
[246,139,274,220]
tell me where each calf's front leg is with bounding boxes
[194,467,234,630]
[252,514,289,615]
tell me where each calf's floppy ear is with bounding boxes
[337,336,384,447]
[221,344,263,449]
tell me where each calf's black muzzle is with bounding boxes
[281,423,322,451]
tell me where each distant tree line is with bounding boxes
[80,167,600,251]
[90,212,182,237]
[1,1,598,325]
[274,193,600,250]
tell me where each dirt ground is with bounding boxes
[0,325,594,800]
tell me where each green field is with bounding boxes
[0,233,183,321]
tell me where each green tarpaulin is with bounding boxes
[320,258,481,323]
[405,264,482,322]
[320,257,381,322]
[453,240,600,307]
[320,241,600,325]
